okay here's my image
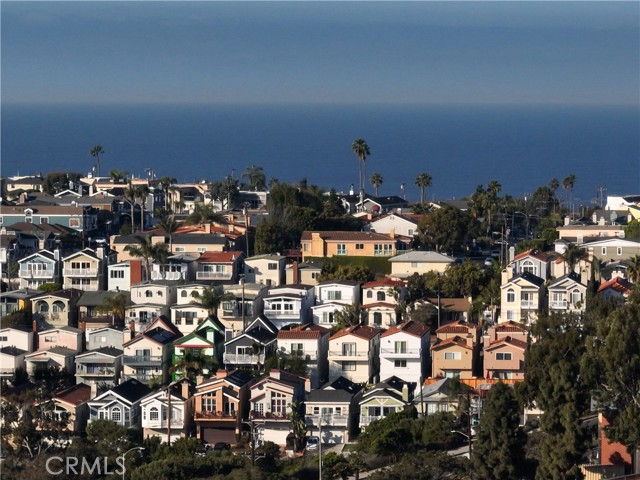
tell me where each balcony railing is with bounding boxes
[194,410,237,421]
[76,366,116,376]
[263,309,300,317]
[143,418,184,429]
[63,268,98,277]
[124,373,160,383]
[284,351,317,361]
[328,350,369,359]
[19,268,55,278]
[520,301,536,309]
[0,367,16,376]
[249,411,289,421]
[123,355,163,366]
[151,271,183,281]
[360,415,384,425]
[196,271,232,280]
[380,348,421,356]
[223,353,265,365]
[549,300,568,309]
[305,414,349,426]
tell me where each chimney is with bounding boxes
[225,328,233,342]
[292,261,300,285]
[564,216,570,226]
[32,320,39,351]
[19,192,27,204]
[501,266,513,285]
[196,375,204,385]
[182,380,191,399]
[205,223,211,234]
[270,369,280,380]
[90,382,98,399]
[402,383,409,403]
[304,377,311,393]
[216,369,227,379]
[389,227,396,239]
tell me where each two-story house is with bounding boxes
[305,376,363,444]
[195,251,244,284]
[509,249,553,281]
[17,250,61,289]
[262,284,315,329]
[388,251,455,278]
[24,326,83,376]
[31,289,82,329]
[276,323,330,389]
[311,280,361,328]
[547,272,588,314]
[85,326,124,349]
[328,325,380,384]
[88,379,151,428]
[379,321,430,384]
[359,376,415,430]
[62,248,111,292]
[483,320,528,380]
[172,316,226,380]
[301,231,398,260]
[244,254,286,287]
[223,315,278,371]
[75,347,123,387]
[37,384,92,434]
[362,278,406,329]
[150,253,199,282]
[194,369,255,445]
[249,370,308,446]
[431,321,481,379]
[107,260,146,291]
[500,271,546,324]
[122,316,182,384]
[140,379,195,443]
[286,261,323,285]
[0,326,34,378]
[126,281,177,332]
[217,282,267,334]
[170,284,209,336]
[367,212,422,241]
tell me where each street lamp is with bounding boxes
[120,446,144,480]
[166,380,179,446]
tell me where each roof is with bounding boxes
[197,251,244,263]
[198,370,254,389]
[27,346,77,357]
[171,234,228,245]
[548,272,585,288]
[503,271,545,288]
[435,321,477,335]
[31,289,82,301]
[485,336,528,351]
[432,336,472,351]
[77,347,123,358]
[330,324,380,341]
[492,321,527,333]
[363,277,405,289]
[361,376,415,403]
[381,320,429,338]
[361,302,398,310]
[110,379,152,402]
[40,325,83,335]
[0,346,27,356]
[245,254,286,262]
[389,251,455,263]
[55,384,92,406]
[425,298,471,313]
[277,322,329,340]
[301,231,397,242]
[598,277,633,294]
[306,376,362,403]
[317,279,362,287]
[511,249,552,263]
[76,290,131,307]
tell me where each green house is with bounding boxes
[172,316,225,381]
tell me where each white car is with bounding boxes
[305,436,319,452]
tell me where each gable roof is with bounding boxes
[363,277,405,289]
[511,249,552,263]
[330,324,380,341]
[107,379,152,403]
[197,251,243,264]
[485,336,528,351]
[424,297,471,313]
[76,347,123,359]
[381,320,429,338]
[492,321,528,333]
[306,376,362,403]
[598,277,633,294]
[435,321,477,335]
[389,251,455,263]
[502,271,545,288]
[548,272,586,289]
[301,231,396,242]
[361,376,415,403]
[54,384,92,406]
[277,322,329,340]
[432,336,472,351]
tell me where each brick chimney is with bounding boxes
[182,380,191,399]
[216,369,227,379]
[304,377,311,393]
[292,261,300,285]
[389,227,396,239]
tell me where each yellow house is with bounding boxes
[301,231,398,260]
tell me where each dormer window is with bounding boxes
[145,290,152,297]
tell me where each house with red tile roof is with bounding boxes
[37,383,92,433]
[483,336,527,380]
[380,321,430,383]
[431,321,481,379]
[277,323,330,389]
[300,231,398,260]
[328,325,380,384]
[597,277,633,302]
[508,249,554,281]
[361,277,406,329]
[195,251,244,284]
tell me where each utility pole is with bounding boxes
[318,420,323,480]
[436,273,441,329]
[167,384,172,446]
[241,276,246,332]
[250,417,255,466]
[467,388,472,457]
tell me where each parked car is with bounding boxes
[213,442,231,452]
[305,436,319,452]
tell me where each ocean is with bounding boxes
[1,103,638,205]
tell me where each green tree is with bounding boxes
[109,168,129,183]
[370,451,469,480]
[415,172,433,204]
[135,184,151,232]
[124,235,157,278]
[560,243,588,275]
[317,263,374,283]
[472,382,526,479]
[416,206,480,254]
[627,254,640,285]
[171,351,216,381]
[242,165,267,191]
[323,452,355,480]
[549,178,560,214]
[562,174,577,213]
[190,286,234,317]
[96,292,129,323]
[158,215,180,253]
[37,282,62,293]
[370,172,383,196]
[624,219,640,239]
[352,139,370,202]
[43,172,82,195]
[89,144,104,177]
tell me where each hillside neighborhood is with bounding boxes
[1,169,640,479]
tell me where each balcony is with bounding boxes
[19,268,55,278]
[380,348,421,357]
[285,351,317,361]
[520,300,536,309]
[360,415,384,425]
[123,355,163,367]
[76,365,116,377]
[124,373,161,383]
[263,308,300,318]
[194,410,238,421]
[0,367,16,377]
[143,418,184,429]
[328,350,369,360]
[305,414,349,427]
[63,268,98,277]
[549,300,568,309]
[196,271,233,280]
[250,411,290,421]
[223,353,265,365]
[151,271,183,281]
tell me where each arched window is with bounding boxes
[506,289,515,303]
[373,312,382,325]
[376,291,385,301]
[36,301,49,313]
[52,301,65,313]
[111,407,122,423]
[149,407,159,421]
[145,290,152,297]
[181,290,188,298]
[571,289,582,304]
[366,291,373,299]
[521,260,536,276]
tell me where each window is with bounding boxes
[268,263,278,270]
[374,244,393,255]
[411,262,419,268]
[327,290,342,301]
[506,289,515,303]
[197,247,206,253]
[444,371,460,379]
[342,361,356,371]
[291,343,304,355]
[571,290,582,304]
[366,291,373,299]
[617,247,622,256]
[322,311,335,324]
[394,341,407,354]
[355,243,364,250]
[337,244,346,255]
[145,290,152,297]
[302,243,309,252]
[202,396,216,412]
[521,260,536,275]
[372,312,382,325]
[376,291,385,301]
[506,310,515,321]
[111,407,122,423]
[181,290,188,298]
[271,391,288,415]
[69,218,80,228]
[342,343,356,356]
[496,352,512,361]
[40,217,49,224]
[175,247,185,252]
[444,352,462,360]
[110,270,124,279]
[311,272,318,279]
[408,229,414,236]
[0,336,7,342]
[394,360,407,368]
[602,247,607,255]
[149,407,159,421]
[255,402,264,415]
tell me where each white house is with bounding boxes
[140,379,195,443]
[262,284,315,329]
[276,323,330,389]
[107,260,145,291]
[379,321,430,384]
[244,254,287,287]
[328,325,380,384]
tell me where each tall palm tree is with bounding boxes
[158,216,180,253]
[242,165,266,191]
[563,174,577,215]
[96,292,128,324]
[352,139,370,207]
[415,172,433,204]
[561,243,588,275]
[124,235,156,279]
[549,178,560,214]
[627,254,640,285]
[185,203,225,226]
[191,286,234,318]
[158,176,177,210]
[90,145,104,177]
[135,185,150,232]
[124,181,137,232]
[370,172,383,196]
[109,169,128,184]
[153,242,170,280]
[485,180,502,234]
[171,351,216,381]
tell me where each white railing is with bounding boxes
[360,415,383,425]
[306,414,349,426]
[263,309,300,317]
[223,353,265,365]
[151,271,183,280]
[143,418,184,429]
[380,348,421,356]
[63,268,98,276]
[520,301,536,309]
[0,368,16,376]
[549,300,568,309]
[328,350,368,358]
[196,271,232,280]
[19,268,55,278]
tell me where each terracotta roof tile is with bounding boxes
[435,321,478,334]
[432,336,472,350]
[55,384,92,406]
[598,277,633,294]
[381,320,430,338]
[330,324,380,341]
[197,251,243,263]
[485,336,528,351]
[512,249,552,263]
[363,278,405,288]
[277,323,329,340]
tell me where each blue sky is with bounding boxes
[2,1,639,106]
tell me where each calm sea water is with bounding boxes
[1,103,638,204]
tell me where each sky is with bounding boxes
[2,1,639,106]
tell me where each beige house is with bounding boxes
[328,325,380,383]
[62,249,106,292]
[431,321,481,379]
[37,384,92,433]
[388,251,455,278]
[286,261,322,285]
[31,290,82,329]
[301,231,398,260]
[276,323,330,389]
[548,273,587,313]
[244,254,286,287]
[500,272,545,324]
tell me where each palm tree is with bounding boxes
[415,172,433,204]
[191,286,234,318]
[109,169,128,184]
[153,242,170,280]
[90,145,104,177]
[485,180,502,234]
[370,172,383,196]
[563,174,577,215]
[352,139,370,207]
[135,185,150,232]
[627,254,640,285]
[185,203,225,226]
[561,243,588,275]
[242,165,267,191]
[171,351,216,381]
[158,176,177,210]
[96,293,128,324]
[158,216,180,253]
[124,181,137,232]
[124,235,156,279]
[549,178,560,214]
